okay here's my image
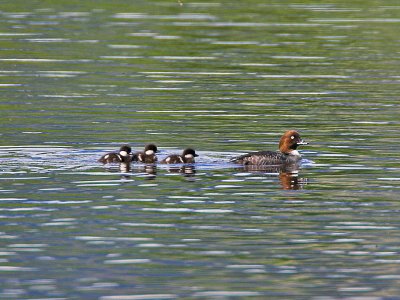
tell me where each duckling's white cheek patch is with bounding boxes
[104,154,109,159]
[184,154,194,159]
[120,151,128,157]
[145,150,154,155]
[166,157,171,163]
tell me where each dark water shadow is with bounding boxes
[96,159,309,189]
[130,164,157,180]
[166,165,196,177]
[235,163,308,190]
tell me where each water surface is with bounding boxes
[1,1,400,299]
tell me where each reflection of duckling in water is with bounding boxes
[119,162,132,180]
[132,144,158,164]
[131,165,157,179]
[119,162,130,173]
[167,165,196,177]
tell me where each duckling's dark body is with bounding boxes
[161,154,185,164]
[132,144,158,164]
[161,148,198,164]
[99,153,125,164]
[98,145,132,164]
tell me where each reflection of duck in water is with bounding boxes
[98,145,132,164]
[279,171,307,190]
[160,148,198,164]
[231,130,308,165]
[167,165,196,177]
[131,165,157,179]
[241,164,307,190]
[132,144,158,164]
[119,162,130,173]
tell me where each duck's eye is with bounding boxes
[291,136,295,139]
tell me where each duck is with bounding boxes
[98,145,132,164]
[161,148,198,164]
[231,130,308,165]
[132,144,158,164]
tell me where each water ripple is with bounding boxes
[1,2,399,298]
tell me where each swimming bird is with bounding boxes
[161,148,199,164]
[231,130,308,165]
[132,144,158,163]
[98,145,132,164]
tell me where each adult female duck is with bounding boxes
[231,130,308,165]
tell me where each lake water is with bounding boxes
[1,1,400,299]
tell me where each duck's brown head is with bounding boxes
[279,130,308,154]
